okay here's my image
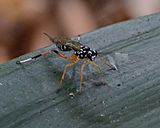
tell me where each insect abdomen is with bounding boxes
[75,45,97,61]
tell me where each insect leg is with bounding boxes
[88,61,103,81]
[16,50,52,64]
[79,61,86,93]
[53,50,68,59]
[53,50,79,60]
[60,60,79,84]
[97,55,118,70]
[97,55,111,68]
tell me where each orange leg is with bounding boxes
[97,55,118,70]
[60,60,79,85]
[42,50,52,55]
[97,55,111,68]
[53,50,78,60]
[88,61,103,81]
[80,62,85,93]
[53,50,81,87]
[53,50,68,59]
[79,61,103,93]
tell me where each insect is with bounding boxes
[16,33,117,93]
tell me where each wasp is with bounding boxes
[16,33,117,93]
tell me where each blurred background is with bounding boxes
[0,0,160,64]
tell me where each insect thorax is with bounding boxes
[55,39,81,51]
[75,45,97,61]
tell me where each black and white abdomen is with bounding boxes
[75,45,97,61]
[87,49,97,61]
